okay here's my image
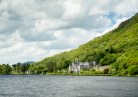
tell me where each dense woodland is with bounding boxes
[0,13,138,76]
[0,63,30,74]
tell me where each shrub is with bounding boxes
[43,69,48,74]
[119,69,128,75]
[69,70,73,74]
[103,68,109,74]
[92,70,102,75]
[109,69,117,75]
[80,70,84,74]
[90,67,95,71]
[128,65,138,75]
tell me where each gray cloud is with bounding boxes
[58,15,111,30]
[0,13,22,34]
[19,30,56,41]
[0,0,138,42]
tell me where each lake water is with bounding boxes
[0,75,138,97]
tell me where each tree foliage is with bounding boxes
[0,64,12,74]
[21,63,30,73]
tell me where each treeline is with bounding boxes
[30,13,138,75]
[30,60,70,74]
[29,62,60,74]
[0,64,12,74]
[0,63,30,74]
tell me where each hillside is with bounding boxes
[30,13,138,75]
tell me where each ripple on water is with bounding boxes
[0,75,138,97]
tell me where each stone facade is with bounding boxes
[93,65,110,71]
[69,59,99,73]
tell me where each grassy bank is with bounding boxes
[46,72,137,77]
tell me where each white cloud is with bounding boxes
[115,0,138,15]
[63,0,82,19]
[96,17,128,37]
[38,28,97,49]
[0,0,138,65]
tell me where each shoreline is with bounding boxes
[46,73,138,77]
[0,73,137,77]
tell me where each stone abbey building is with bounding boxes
[69,59,99,73]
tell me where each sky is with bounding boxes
[0,0,138,65]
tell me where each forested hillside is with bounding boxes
[30,13,138,75]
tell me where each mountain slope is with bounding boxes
[23,61,35,64]
[30,13,138,75]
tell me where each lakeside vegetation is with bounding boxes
[0,63,30,75]
[0,13,138,76]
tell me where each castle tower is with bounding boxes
[73,59,75,63]
[77,59,81,63]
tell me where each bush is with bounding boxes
[128,65,138,75]
[103,68,109,74]
[90,67,95,71]
[119,69,128,75]
[35,70,42,74]
[69,70,73,74]
[92,70,102,75]
[43,69,48,74]
[109,69,117,75]
[80,70,84,74]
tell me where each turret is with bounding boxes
[73,59,75,63]
[77,59,81,63]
